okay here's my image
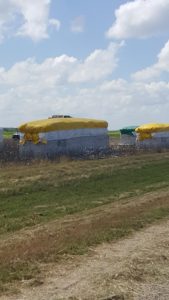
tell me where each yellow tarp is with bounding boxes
[136,123,169,134]
[135,123,169,141]
[19,133,47,145]
[19,118,108,144]
[19,118,108,133]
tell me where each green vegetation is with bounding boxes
[3,128,17,139]
[1,153,169,292]
[0,156,169,234]
[108,130,120,138]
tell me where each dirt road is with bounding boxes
[1,218,169,300]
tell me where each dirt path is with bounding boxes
[1,219,169,300]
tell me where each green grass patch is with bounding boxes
[0,262,40,296]
[3,129,16,139]
[1,158,169,234]
[0,262,40,284]
[108,130,120,138]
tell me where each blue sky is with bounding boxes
[0,0,169,129]
[0,0,122,67]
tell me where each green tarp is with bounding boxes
[120,126,138,136]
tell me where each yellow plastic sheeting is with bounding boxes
[19,118,108,134]
[137,132,152,141]
[136,123,169,141]
[19,133,47,145]
[136,123,169,134]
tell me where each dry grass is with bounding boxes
[1,152,169,192]
[0,188,169,296]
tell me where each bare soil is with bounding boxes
[1,218,169,300]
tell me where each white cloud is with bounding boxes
[70,16,85,33]
[69,42,124,82]
[1,55,77,88]
[133,40,169,81]
[107,0,169,39]
[49,19,61,31]
[0,43,122,87]
[0,0,60,42]
[0,43,169,128]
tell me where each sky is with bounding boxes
[0,0,169,129]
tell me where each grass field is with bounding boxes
[3,128,17,139]
[1,153,169,294]
[108,130,120,138]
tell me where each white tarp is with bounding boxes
[39,128,107,141]
[120,134,136,145]
[152,132,169,138]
